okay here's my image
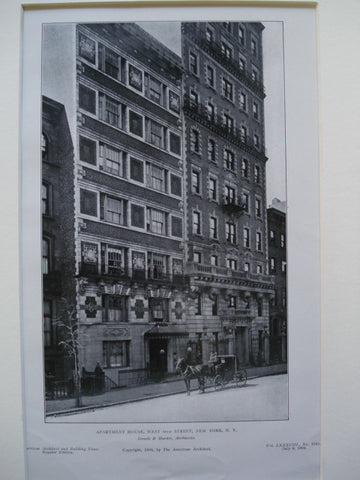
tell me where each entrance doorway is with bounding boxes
[235,327,249,366]
[149,339,168,379]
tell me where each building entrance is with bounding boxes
[149,339,168,378]
[235,327,249,365]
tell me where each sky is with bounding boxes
[43,21,286,205]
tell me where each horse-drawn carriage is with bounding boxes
[176,354,247,395]
[210,354,247,390]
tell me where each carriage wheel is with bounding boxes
[235,369,247,387]
[214,375,223,390]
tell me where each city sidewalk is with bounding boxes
[46,363,287,416]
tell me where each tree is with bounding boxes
[56,299,83,408]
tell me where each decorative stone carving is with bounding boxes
[134,299,145,319]
[103,327,130,337]
[85,296,97,318]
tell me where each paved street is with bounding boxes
[49,374,288,423]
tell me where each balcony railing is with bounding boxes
[78,262,188,286]
[182,23,266,99]
[222,195,246,216]
[186,262,275,286]
[183,96,266,159]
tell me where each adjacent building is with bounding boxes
[267,198,287,363]
[42,96,75,380]
[182,22,274,367]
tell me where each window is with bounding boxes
[149,298,169,322]
[221,41,232,60]
[193,211,201,235]
[240,126,248,141]
[99,93,122,128]
[238,26,245,45]
[128,64,143,91]
[227,258,237,270]
[169,91,180,113]
[244,227,250,248]
[242,158,249,178]
[270,257,276,272]
[281,234,286,248]
[103,245,126,275]
[169,132,181,155]
[41,133,49,162]
[129,111,143,137]
[207,65,215,87]
[79,34,96,63]
[192,170,201,194]
[225,185,235,203]
[282,288,286,307]
[145,74,163,105]
[212,295,218,316]
[251,67,258,82]
[170,174,182,197]
[282,261,287,273]
[42,238,50,274]
[253,101,259,119]
[224,149,235,170]
[207,102,215,122]
[193,251,201,264]
[239,57,246,71]
[257,298,262,317]
[190,129,200,153]
[254,134,260,149]
[251,38,257,57]
[240,92,247,111]
[146,119,167,149]
[256,232,262,251]
[103,295,128,322]
[80,136,96,165]
[243,192,249,213]
[190,90,198,107]
[255,198,262,218]
[148,253,167,279]
[43,300,53,347]
[99,143,123,176]
[209,177,217,200]
[195,294,202,315]
[244,262,250,272]
[254,166,260,184]
[147,163,166,192]
[210,216,218,239]
[98,44,120,79]
[222,78,233,101]
[147,208,166,235]
[81,242,99,271]
[131,204,145,228]
[270,230,275,242]
[42,183,51,216]
[130,157,144,183]
[102,195,124,225]
[228,296,236,308]
[171,216,182,238]
[189,52,198,75]
[206,27,214,44]
[226,222,236,243]
[103,341,130,368]
[208,139,216,162]
[79,84,96,114]
[211,255,218,266]
[223,114,234,134]
[80,189,97,217]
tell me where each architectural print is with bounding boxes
[42,22,287,420]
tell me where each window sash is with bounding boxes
[103,341,129,367]
[104,197,123,224]
[148,209,165,234]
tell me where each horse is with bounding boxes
[175,358,210,395]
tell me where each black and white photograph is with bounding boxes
[41,21,288,423]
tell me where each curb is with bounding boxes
[46,371,287,418]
